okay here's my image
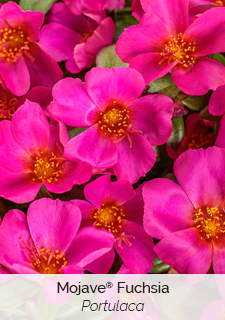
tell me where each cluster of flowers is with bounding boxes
[0,0,225,275]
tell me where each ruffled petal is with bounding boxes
[73,42,94,71]
[71,199,96,227]
[155,228,212,274]
[143,178,195,239]
[18,86,53,112]
[113,132,156,183]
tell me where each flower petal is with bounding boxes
[12,100,50,153]
[66,226,114,267]
[24,42,63,89]
[216,116,225,148]
[171,57,225,95]
[85,67,145,110]
[208,85,225,116]
[113,132,156,183]
[28,198,81,254]
[114,220,157,274]
[184,7,225,57]
[129,94,173,145]
[115,13,169,63]
[141,0,189,34]
[18,86,53,112]
[174,147,225,208]
[0,56,30,96]
[85,17,115,56]
[64,124,117,168]
[85,249,115,273]
[212,241,225,274]
[39,23,82,61]
[143,178,195,239]
[155,228,212,274]
[130,52,177,85]
[51,77,97,127]
[0,209,33,271]
[0,167,41,203]
[71,199,96,227]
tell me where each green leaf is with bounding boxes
[149,257,171,274]
[0,279,38,311]
[36,291,58,320]
[211,53,225,67]
[96,44,129,69]
[67,126,88,140]
[19,0,57,14]
[166,117,185,152]
[114,14,138,42]
[182,95,206,111]
[149,73,180,99]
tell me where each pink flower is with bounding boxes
[190,0,225,8]
[167,113,213,160]
[0,198,114,273]
[49,67,173,183]
[143,147,225,274]
[63,0,124,15]
[72,175,157,273]
[0,2,62,96]
[0,84,52,121]
[0,100,92,203]
[39,3,115,74]
[116,0,225,95]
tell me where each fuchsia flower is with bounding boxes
[0,2,62,96]
[0,198,114,274]
[49,67,173,183]
[116,0,225,95]
[63,0,124,15]
[190,0,225,8]
[39,3,115,74]
[167,113,213,160]
[72,175,157,273]
[0,84,52,121]
[0,100,92,203]
[143,147,225,274]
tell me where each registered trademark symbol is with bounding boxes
[106,281,113,289]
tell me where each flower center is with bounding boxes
[0,26,30,62]
[195,207,225,240]
[93,203,125,234]
[80,30,94,43]
[0,96,19,120]
[93,204,135,249]
[98,102,130,138]
[186,133,212,150]
[30,151,66,184]
[160,33,196,68]
[215,0,224,6]
[19,239,67,274]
